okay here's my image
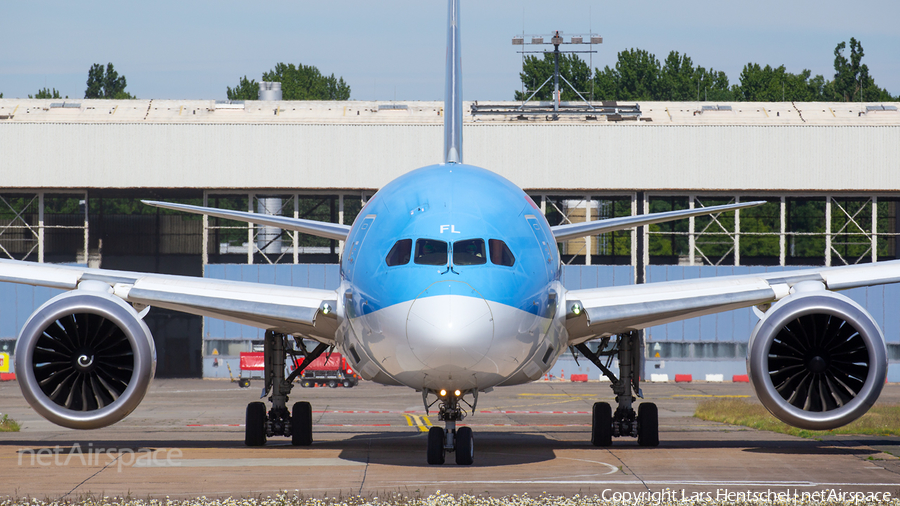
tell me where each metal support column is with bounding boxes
[872,197,878,263]
[779,197,786,266]
[201,193,209,268]
[37,192,44,263]
[734,196,740,266]
[247,193,254,265]
[584,195,592,266]
[825,196,832,267]
[688,196,696,266]
[293,194,299,264]
[338,194,345,256]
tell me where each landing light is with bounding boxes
[440,389,447,397]
[454,389,461,397]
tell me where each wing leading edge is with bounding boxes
[143,200,351,241]
[0,259,338,341]
[551,201,764,242]
[565,259,900,343]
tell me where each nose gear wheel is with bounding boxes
[423,389,476,465]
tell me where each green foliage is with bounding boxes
[732,64,825,101]
[0,414,20,432]
[518,38,897,102]
[227,76,259,100]
[29,88,63,99]
[85,63,135,99]
[227,63,351,101]
[696,398,900,437]
[824,38,894,101]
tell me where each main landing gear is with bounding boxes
[244,330,329,447]
[424,388,475,465]
[575,330,659,447]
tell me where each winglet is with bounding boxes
[443,0,463,164]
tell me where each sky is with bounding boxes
[1,1,898,101]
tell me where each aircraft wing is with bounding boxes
[565,259,900,343]
[143,200,351,241]
[0,259,338,341]
[551,201,764,242]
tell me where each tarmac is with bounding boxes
[1,378,899,500]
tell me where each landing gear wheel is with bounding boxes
[637,402,659,447]
[291,401,313,446]
[455,426,474,465]
[591,402,612,447]
[427,426,445,465]
[327,379,338,388]
[238,378,251,388]
[245,402,267,447]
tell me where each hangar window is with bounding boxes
[453,239,486,265]
[489,239,515,267]
[414,239,448,265]
[385,239,412,266]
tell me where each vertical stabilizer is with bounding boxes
[443,0,463,164]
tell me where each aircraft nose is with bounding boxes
[406,281,494,372]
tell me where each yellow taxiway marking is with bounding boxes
[517,393,597,397]
[404,414,433,432]
[672,394,750,398]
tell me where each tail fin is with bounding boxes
[443,0,463,164]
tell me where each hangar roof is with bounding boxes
[1,99,898,126]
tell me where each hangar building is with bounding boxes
[1,98,899,381]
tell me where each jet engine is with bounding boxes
[15,287,156,430]
[748,285,887,430]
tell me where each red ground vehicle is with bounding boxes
[298,353,359,388]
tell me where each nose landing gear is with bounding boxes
[424,388,475,465]
[575,330,659,447]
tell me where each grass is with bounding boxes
[694,398,900,438]
[0,413,20,432]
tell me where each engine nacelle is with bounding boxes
[748,288,887,430]
[15,289,156,429]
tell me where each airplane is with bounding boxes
[0,0,893,466]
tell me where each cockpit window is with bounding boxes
[414,239,448,265]
[385,239,412,266]
[453,239,486,265]
[489,239,515,267]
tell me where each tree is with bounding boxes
[824,38,893,102]
[84,63,135,99]
[515,53,593,101]
[227,63,351,100]
[29,88,63,99]
[656,51,733,101]
[658,51,695,100]
[732,63,826,101]
[612,49,660,101]
[227,76,258,100]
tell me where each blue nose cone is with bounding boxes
[406,281,494,372]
